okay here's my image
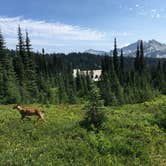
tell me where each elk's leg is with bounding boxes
[39,114,46,122]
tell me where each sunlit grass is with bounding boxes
[0,96,166,166]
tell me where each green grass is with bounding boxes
[0,96,166,166]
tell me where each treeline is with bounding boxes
[0,27,75,104]
[100,39,166,105]
[0,27,165,105]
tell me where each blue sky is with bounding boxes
[0,0,166,53]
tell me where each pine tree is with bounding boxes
[0,30,21,103]
[65,65,77,104]
[119,49,125,84]
[134,43,140,72]
[111,71,124,105]
[139,40,146,74]
[100,73,117,106]
[75,70,84,97]
[57,74,68,104]
[17,26,27,66]
[113,38,119,75]
[100,55,120,105]
[101,55,114,74]
[162,61,166,94]
[0,30,5,99]
[81,83,107,131]
[24,31,38,101]
[14,26,25,86]
[152,61,165,93]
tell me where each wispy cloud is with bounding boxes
[151,9,161,18]
[127,4,165,19]
[0,16,135,53]
[110,31,133,37]
[0,16,106,52]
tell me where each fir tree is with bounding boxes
[24,31,38,101]
[0,30,21,103]
[57,74,68,104]
[113,38,119,75]
[120,49,124,84]
[139,40,146,74]
[14,26,25,87]
[81,83,107,131]
[134,43,140,72]
[100,73,117,106]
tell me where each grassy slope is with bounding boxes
[0,96,166,166]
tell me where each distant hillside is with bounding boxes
[84,49,107,56]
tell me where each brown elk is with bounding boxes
[13,104,46,122]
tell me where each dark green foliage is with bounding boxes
[139,40,146,74]
[154,104,166,130]
[0,30,21,104]
[81,83,107,131]
[57,75,68,104]
[100,55,124,105]
[24,31,38,102]
[100,73,117,106]
[134,41,146,75]
[113,38,119,75]
[151,60,166,94]
[0,27,165,106]
[134,44,140,72]
[119,49,125,84]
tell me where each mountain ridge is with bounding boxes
[85,39,166,58]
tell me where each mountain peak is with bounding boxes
[123,39,166,58]
[85,39,166,58]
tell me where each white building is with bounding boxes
[73,69,102,81]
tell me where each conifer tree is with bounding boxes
[81,83,107,131]
[24,31,38,101]
[139,40,146,74]
[120,49,124,84]
[100,73,117,106]
[0,30,5,99]
[152,61,165,93]
[113,38,119,75]
[57,75,68,104]
[0,30,21,103]
[14,26,25,86]
[75,70,84,96]
[134,44,140,72]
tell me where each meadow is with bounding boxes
[0,96,166,166]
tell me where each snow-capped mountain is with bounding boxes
[85,40,166,58]
[122,40,166,58]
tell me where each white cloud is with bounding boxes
[150,9,161,19]
[0,16,106,52]
[129,8,133,11]
[151,9,157,13]
[110,31,133,37]
[135,6,163,19]
[156,13,161,18]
